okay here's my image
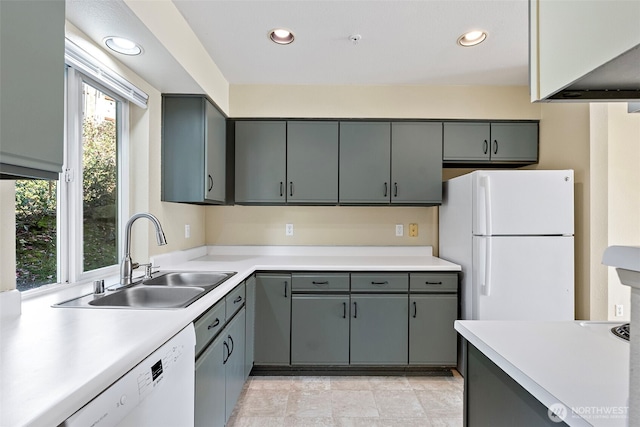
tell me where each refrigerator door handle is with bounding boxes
[483,238,492,296]
[480,175,493,236]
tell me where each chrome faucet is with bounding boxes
[120,213,167,286]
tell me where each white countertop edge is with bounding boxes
[455,320,593,427]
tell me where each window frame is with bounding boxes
[61,67,130,285]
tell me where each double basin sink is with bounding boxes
[55,271,236,309]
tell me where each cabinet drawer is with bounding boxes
[194,301,225,356]
[292,273,349,292]
[410,273,458,293]
[226,282,246,319]
[351,273,408,292]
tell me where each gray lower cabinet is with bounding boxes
[235,121,287,204]
[409,294,458,365]
[225,309,246,423]
[244,275,256,379]
[350,294,409,365]
[291,295,350,365]
[391,122,443,205]
[465,343,567,426]
[162,95,227,204]
[195,308,245,427]
[0,0,65,180]
[287,121,339,204]
[339,122,391,204]
[254,274,291,365]
[443,122,538,165]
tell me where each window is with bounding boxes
[13,40,147,292]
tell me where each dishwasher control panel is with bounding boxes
[61,326,194,427]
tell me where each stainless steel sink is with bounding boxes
[88,286,205,308]
[53,271,237,309]
[142,272,235,288]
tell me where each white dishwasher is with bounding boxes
[61,324,196,427]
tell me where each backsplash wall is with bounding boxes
[205,205,438,250]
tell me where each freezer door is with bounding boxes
[472,236,574,320]
[473,170,574,236]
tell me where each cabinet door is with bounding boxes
[195,333,226,427]
[391,122,443,204]
[291,295,350,365]
[350,294,408,365]
[235,121,286,204]
[287,121,339,204]
[409,294,457,365]
[204,100,226,203]
[254,274,291,365]
[244,276,256,379]
[162,96,206,202]
[0,0,64,179]
[490,123,539,162]
[225,309,246,423]
[339,122,391,204]
[443,123,491,162]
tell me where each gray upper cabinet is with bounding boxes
[235,121,287,204]
[443,122,538,165]
[287,121,339,204]
[391,122,443,205]
[0,0,64,179]
[339,122,391,204]
[490,123,539,162]
[162,95,226,204]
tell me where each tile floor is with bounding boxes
[227,371,463,427]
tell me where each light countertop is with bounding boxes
[1,245,459,427]
[455,320,630,427]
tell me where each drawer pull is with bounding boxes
[207,318,220,330]
[425,281,443,285]
[234,296,243,304]
[371,281,389,286]
[312,281,329,285]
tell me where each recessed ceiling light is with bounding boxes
[269,28,295,45]
[104,36,143,55]
[457,30,487,47]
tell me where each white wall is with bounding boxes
[0,182,16,292]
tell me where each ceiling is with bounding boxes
[65,0,530,93]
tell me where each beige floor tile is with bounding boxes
[336,417,433,427]
[330,376,373,390]
[286,390,333,418]
[248,376,293,390]
[236,390,289,417]
[331,390,379,417]
[373,390,426,418]
[428,417,463,427]
[226,416,286,427]
[416,389,463,417]
[368,376,412,390]
[408,376,461,393]
[284,416,337,426]
[290,376,332,391]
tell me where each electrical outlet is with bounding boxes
[395,224,404,237]
[615,304,624,317]
[409,223,418,237]
[286,223,294,236]
[184,224,191,239]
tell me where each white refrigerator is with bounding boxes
[439,170,575,322]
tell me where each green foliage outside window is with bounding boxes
[15,118,118,291]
